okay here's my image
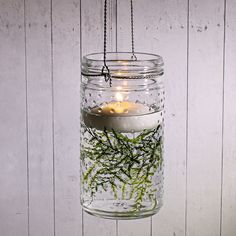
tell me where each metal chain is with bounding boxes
[101,0,112,86]
[130,0,137,60]
[82,0,137,83]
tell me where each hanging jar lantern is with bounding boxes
[80,0,164,220]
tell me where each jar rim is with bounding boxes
[81,52,164,79]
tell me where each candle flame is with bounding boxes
[115,92,123,102]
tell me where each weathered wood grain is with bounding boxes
[25,0,54,235]
[187,0,224,235]
[116,1,151,235]
[81,1,117,235]
[117,0,188,235]
[222,0,236,235]
[0,0,236,235]
[0,0,28,235]
[52,0,82,235]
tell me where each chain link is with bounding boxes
[101,0,112,86]
[82,0,137,83]
[130,0,137,60]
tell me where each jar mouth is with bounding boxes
[82,52,164,79]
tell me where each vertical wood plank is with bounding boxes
[81,0,117,235]
[0,0,28,235]
[117,0,188,235]
[81,0,103,55]
[52,0,82,235]
[150,0,188,235]
[187,0,224,235]
[118,218,151,236]
[222,0,236,235]
[117,1,151,235]
[25,0,54,235]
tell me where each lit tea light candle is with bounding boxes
[95,101,150,116]
[83,92,162,133]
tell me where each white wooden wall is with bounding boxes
[0,0,235,235]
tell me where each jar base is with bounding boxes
[82,200,163,220]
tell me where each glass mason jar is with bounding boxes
[80,52,164,219]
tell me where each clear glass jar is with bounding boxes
[80,52,164,219]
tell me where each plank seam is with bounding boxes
[116,219,118,236]
[150,216,152,236]
[115,0,117,52]
[220,0,227,235]
[109,0,112,50]
[114,0,118,234]
[50,0,56,235]
[185,0,190,235]
[23,0,30,235]
[80,0,85,235]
